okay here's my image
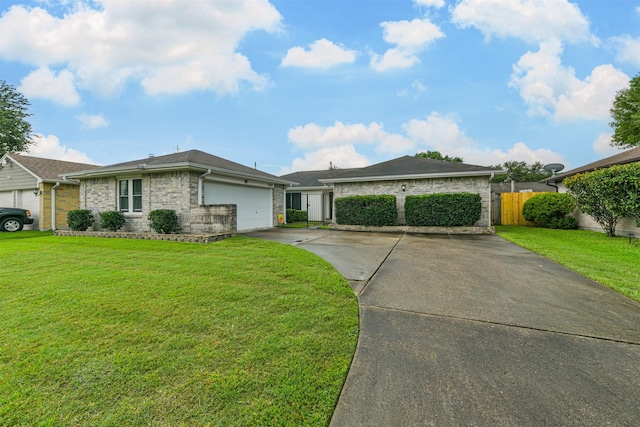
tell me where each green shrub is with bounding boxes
[522,193,576,228]
[66,209,94,231]
[548,216,578,230]
[405,193,481,226]
[99,211,126,232]
[286,209,308,223]
[148,209,181,234]
[335,195,397,226]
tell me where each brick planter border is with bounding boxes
[54,230,235,244]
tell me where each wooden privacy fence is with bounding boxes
[500,192,548,225]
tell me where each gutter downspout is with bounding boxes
[51,181,61,230]
[198,169,212,205]
[490,173,495,227]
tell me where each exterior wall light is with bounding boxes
[33,187,41,196]
[401,184,406,192]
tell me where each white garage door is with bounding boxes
[0,191,13,207]
[17,191,40,230]
[204,182,272,232]
[0,190,39,229]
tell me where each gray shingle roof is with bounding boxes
[317,155,503,183]
[65,150,290,184]
[280,168,360,188]
[546,146,640,182]
[8,153,96,182]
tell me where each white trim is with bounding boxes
[319,170,505,184]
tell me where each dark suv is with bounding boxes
[0,207,35,232]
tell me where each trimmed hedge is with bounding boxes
[405,192,481,226]
[286,209,308,223]
[99,211,126,232]
[67,209,94,231]
[335,195,397,226]
[522,192,576,229]
[148,209,181,234]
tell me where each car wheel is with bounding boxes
[1,218,24,232]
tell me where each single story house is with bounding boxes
[0,153,96,230]
[544,146,640,236]
[285,156,504,227]
[64,150,292,233]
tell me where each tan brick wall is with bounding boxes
[333,176,492,226]
[36,182,81,230]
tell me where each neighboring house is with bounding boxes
[280,168,358,222]
[285,156,503,227]
[64,150,292,233]
[544,146,640,236]
[0,153,96,230]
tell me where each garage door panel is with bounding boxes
[0,191,13,207]
[204,182,272,231]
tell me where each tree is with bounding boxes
[415,150,463,162]
[490,160,551,183]
[0,81,34,156]
[564,163,640,237]
[609,73,640,148]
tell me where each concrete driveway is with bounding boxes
[245,229,640,426]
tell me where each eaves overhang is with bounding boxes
[65,161,294,185]
[319,169,505,184]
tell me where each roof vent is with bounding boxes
[149,153,155,158]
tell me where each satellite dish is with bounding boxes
[543,163,564,175]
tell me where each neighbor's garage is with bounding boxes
[0,190,39,230]
[204,181,272,232]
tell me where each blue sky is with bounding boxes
[1,0,639,175]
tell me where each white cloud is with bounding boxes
[285,145,370,173]
[18,67,81,106]
[284,112,565,172]
[414,0,445,7]
[402,113,564,166]
[76,114,108,129]
[370,18,444,71]
[592,133,623,156]
[451,0,596,45]
[613,35,640,67]
[288,121,387,149]
[509,40,629,121]
[26,134,95,164]
[281,38,357,69]
[0,0,281,96]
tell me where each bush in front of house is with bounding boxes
[405,192,482,227]
[335,195,397,226]
[99,210,126,232]
[286,208,308,223]
[148,209,181,234]
[67,209,94,231]
[522,192,576,229]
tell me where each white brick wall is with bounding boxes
[332,176,492,226]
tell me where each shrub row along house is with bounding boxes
[282,156,505,229]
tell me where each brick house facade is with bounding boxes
[68,150,291,233]
[316,156,503,227]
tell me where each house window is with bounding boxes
[286,192,302,210]
[118,178,142,212]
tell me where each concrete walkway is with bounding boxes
[245,229,640,426]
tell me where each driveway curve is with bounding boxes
[246,229,640,426]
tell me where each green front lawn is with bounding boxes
[496,226,640,302]
[0,233,359,426]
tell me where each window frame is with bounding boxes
[117,177,143,214]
